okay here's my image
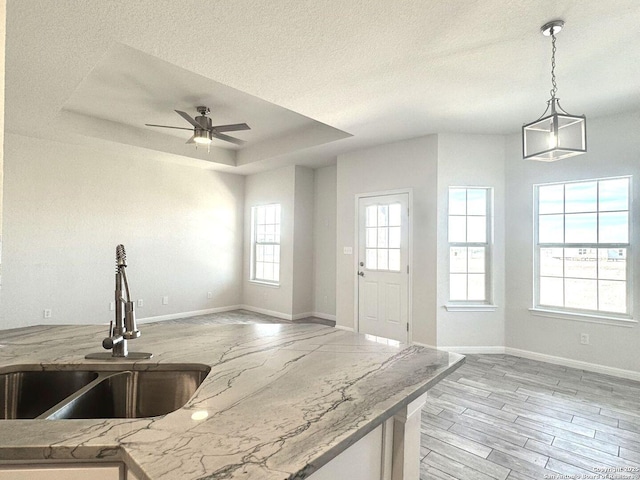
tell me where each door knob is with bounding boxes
[358,271,365,277]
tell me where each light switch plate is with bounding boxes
[343,247,353,255]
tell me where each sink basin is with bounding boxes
[46,368,210,419]
[0,370,99,419]
[0,365,210,420]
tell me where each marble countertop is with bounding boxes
[0,322,463,479]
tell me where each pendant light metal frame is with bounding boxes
[523,20,587,162]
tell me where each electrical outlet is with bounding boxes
[43,309,52,319]
[137,299,144,308]
[162,296,169,305]
[580,333,590,345]
[207,292,213,299]
[109,301,115,311]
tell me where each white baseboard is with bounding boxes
[412,341,437,349]
[137,305,242,324]
[439,346,507,355]
[334,325,354,332]
[505,347,640,382]
[238,305,293,321]
[311,312,337,322]
[291,311,314,321]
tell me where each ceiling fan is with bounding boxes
[145,106,250,149]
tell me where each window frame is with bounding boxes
[446,186,494,307]
[533,176,632,320]
[250,203,281,286]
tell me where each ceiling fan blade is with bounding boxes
[212,132,245,145]
[145,123,193,131]
[186,135,195,144]
[175,110,203,129]
[212,123,251,133]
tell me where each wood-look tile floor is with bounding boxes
[421,354,640,480]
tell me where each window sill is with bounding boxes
[249,280,280,288]
[529,308,636,328]
[445,304,498,312]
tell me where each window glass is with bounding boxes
[251,204,281,283]
[535,177,630,315]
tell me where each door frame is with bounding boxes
[354,188,414,344]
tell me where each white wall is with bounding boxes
[292,165,314,316]
[505,110,640,373]
[0,133,245,328]
[242,165,295,317]
[313,164,337,318]
[336,135,438,346]
[436,134,506,349]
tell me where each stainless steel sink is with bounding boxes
[0,370,99,419]
[0,365,210,420]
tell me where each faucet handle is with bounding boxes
[123,301,140,339]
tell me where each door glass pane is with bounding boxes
[538,215,563,243]
[450,274,467,300]
[540,277,563,306]
[377,227,388,248]
[377,249,388,270]
[388,249,401,271]
[599,178,628,212]
[389,204,402,226]
[565,213,597,243]
[468,274,486,301]
[467,216,486,243]
[598,248,626,280]
[388,227,401,248]
[366,205,377,227]
[599,212,628,243]
[449,189,467,215]
[377,205,388,227]
[448,216,466,242]
[366,249,377,270]
[565,278,597,310]
[564,248,597,279]
[450,247,467,273]
[467,247,485,273]
[565,181,597,213]
[466,189,487,215]
[598,280,626,313]
[366,228,377,248]
[538,184,564,214]
[540,248,563,277]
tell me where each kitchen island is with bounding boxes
[0,321,463,479]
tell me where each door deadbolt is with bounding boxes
[359,261,364,267]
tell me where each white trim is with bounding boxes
[311,312,337,321]
[238,304,293,321]
[137,305,242,324]
[438,345,506,354]
[444,304,498,312]
[354,188,413,344]
[411,341,437,349]
[529,308,636,327]
[291,311,314,321]
[505,347,640,382]
[248,280,280,288]
[334,325,354,332]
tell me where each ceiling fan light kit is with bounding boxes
[145,105,250,153]
[522,20,587,162]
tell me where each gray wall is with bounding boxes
[336,135,439,346]
[505,110,640,372]
[1,133,245,328]
[313,165,337,319]
[436,134,506,349]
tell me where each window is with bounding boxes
[448,187,492,303]
[251,204,281,284]
[535,177,630,316]
[365,203,402,271]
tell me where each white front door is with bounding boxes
[357,193,409,343]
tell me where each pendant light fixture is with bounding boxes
[523,20,586,162]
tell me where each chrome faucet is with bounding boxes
[86,245,152,360]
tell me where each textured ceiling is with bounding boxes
[5,0,640,173]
